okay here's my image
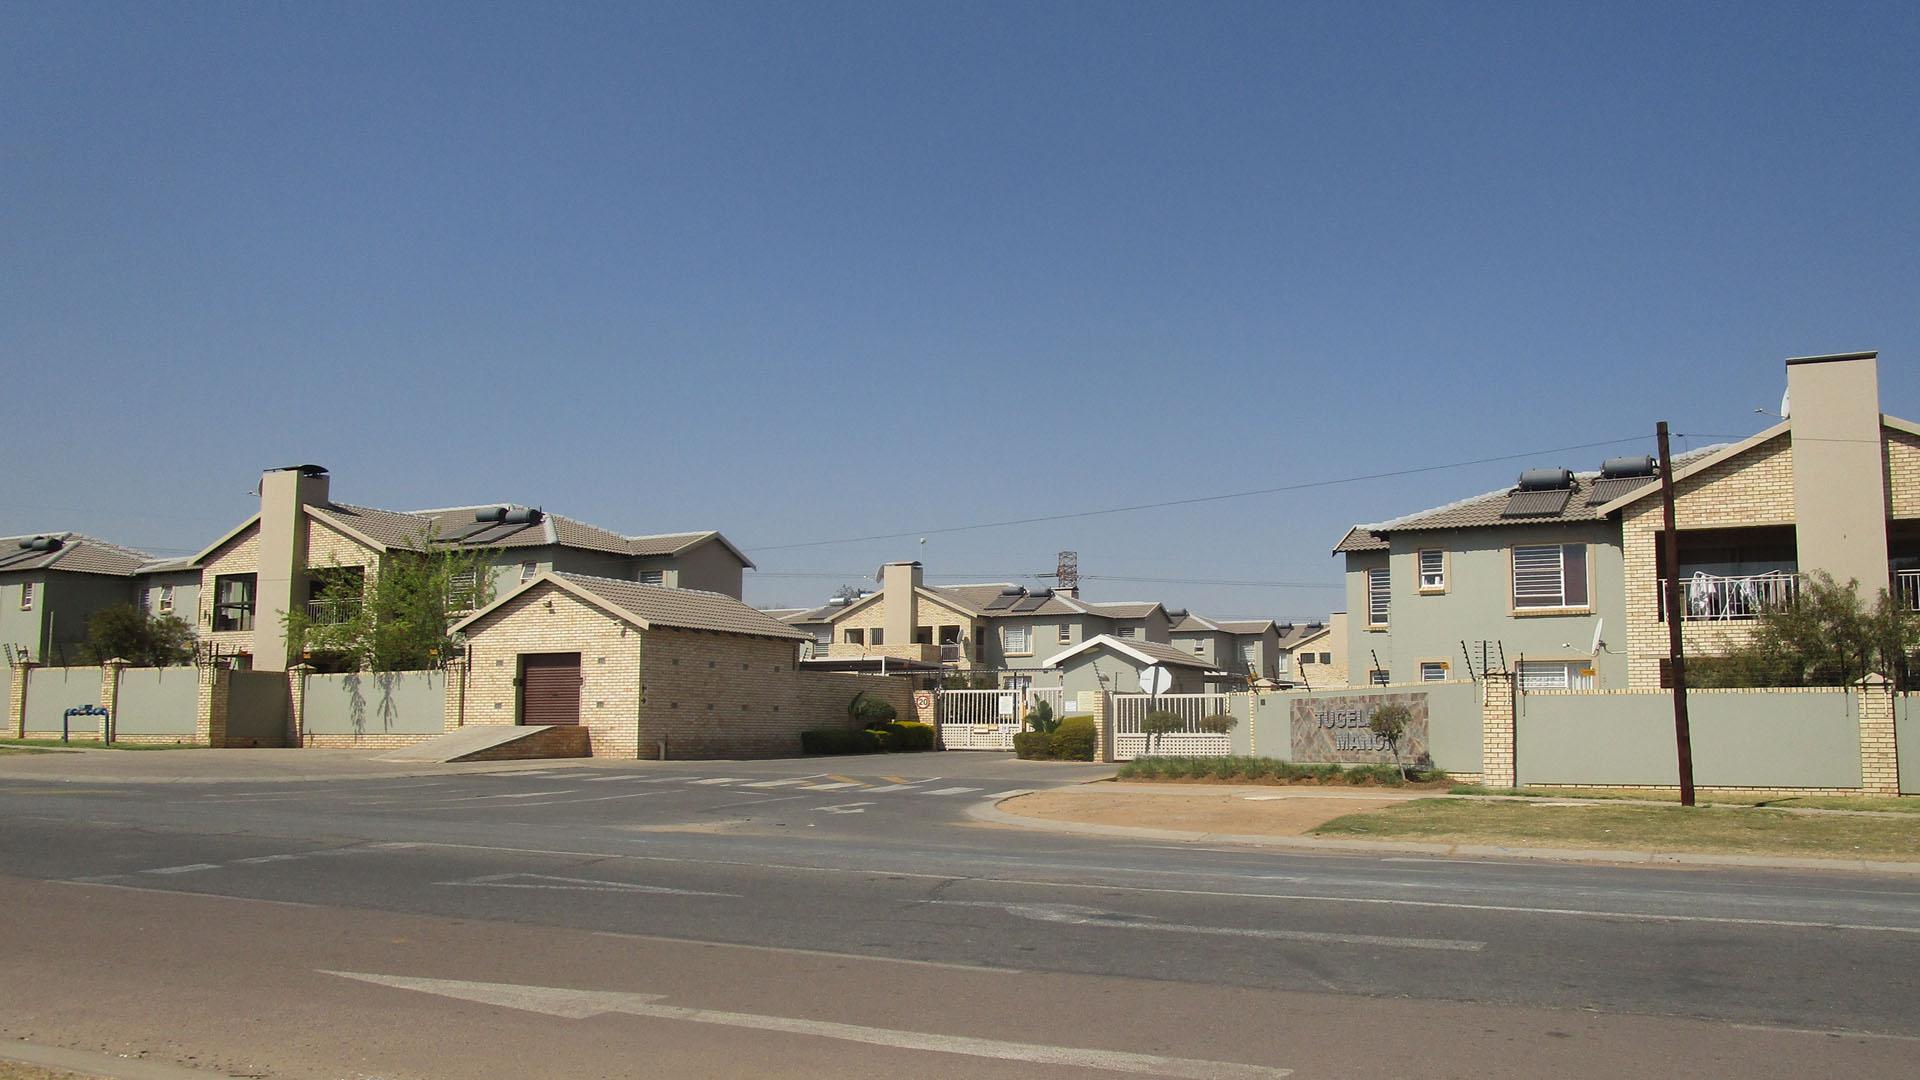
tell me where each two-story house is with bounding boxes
[1335,351,1920,690]
[0,533,155,664]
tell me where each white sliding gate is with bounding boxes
[1111,693,1235,760]
[937,689,1019,750]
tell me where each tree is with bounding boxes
[1702,572,1919,690]
[1141,709,1185,754]
[1368,702,1414,779]
[84,605,195,667]
[282,542,499,672]
[848,690,897,728]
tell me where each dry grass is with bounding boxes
[1314,798,1920,860]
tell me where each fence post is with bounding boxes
[288,664,312,748]
[1857,673,1899,796]
[9,660,35,739]
[101,658,128,743]
[197,663,231,748]
[1481,670,1516,788]
[1092,691,1113,763]
[443,659,468,733]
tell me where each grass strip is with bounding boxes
[1313,798,1920,860]
[1450,785,1920,813]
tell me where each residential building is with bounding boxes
[1334,351,1920,690]
[0,533,154,664]
[1276,614,1348,689]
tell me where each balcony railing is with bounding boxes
[306,599,361,625]
[1899,569,1919,612]
[940,643,964,663]
[1658,572,1798,622]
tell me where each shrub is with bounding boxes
[1240,756,1276,781]
[1050,715,1097,760]
[869,728,896,752]
[1012,731,1053,760]
[800,728,880,755]
[849,691,898,729]
[882,721,936,752]
[1140,710,1185,754]
[1197,713,1239,736]
[1368,702,1413,778]
[1024,699,1059,735]
[1121,758,1160,780]
[1207,757,1238,780]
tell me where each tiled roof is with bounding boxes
[627,531,714,556]
[1170,613,1222,633]
[1333,526,1389,554]
[556,573,808,640]
[316,503,741,562]
[1276,623,1330,649]
[1216,619,1276,636]
[312,504,438,550]
[1045,634,1213,671]
[0,533,150,577]
[1084,601,1162,619]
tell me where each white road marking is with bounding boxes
[741,779,809,788]
[690,777,751,785]
[923,786,983,796]
[801,782,862,791]
[933,901,1484,952]
[390,840,1920,936]
[433,789,578,802]
[815,803,874,815]
[860,783,925,793]
[323,971,1291,1078]
[586,775,641,782]
[142,864,220,875]
[436,873,736,897]
[983,789,1033,798]
[414,791,662,811]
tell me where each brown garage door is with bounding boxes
[519,653,582,725]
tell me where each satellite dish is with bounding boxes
[1589,619,1605,655]
[1139,665,1173,695]
[1780,387,1791,419]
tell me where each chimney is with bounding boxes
[1784,352,1890,595]
[255,465,331,671]
[880,561,922,649]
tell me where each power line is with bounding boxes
[743,434,1652,553]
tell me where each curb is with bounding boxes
[0,758,587,785]
[967,796,1920,875]
[0,1039,232,1079]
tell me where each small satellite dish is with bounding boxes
[1780,387,1791,420]
[1138,665,1173,695]
[1589,619,1605,655]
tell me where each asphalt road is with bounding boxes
[1,753,1916,1078]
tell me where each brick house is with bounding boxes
[448,571,910,759]
[1334,351,1920,690]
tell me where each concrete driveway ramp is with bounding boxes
[375,725,590,763]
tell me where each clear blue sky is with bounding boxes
[3,2,1915,617]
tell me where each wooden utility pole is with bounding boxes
[1657,422,1697,806]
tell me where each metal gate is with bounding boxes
[1028,687,1065,716]
[937,688,1019,750]
[1111,693,1235,760]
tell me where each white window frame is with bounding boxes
[1192,639,1205,655]
[19,582,32,611]
[1518,660,1595,691]
[1366,567,1390,627]
[1369,668,1390,686]
[843,628,864,645]
[1418,549,1446,592]
[1116,626,1137,639]
[869,628,885,646]
[1419,661,1448,682]
[1057,623,1071,644]
[520,562,539,583]
[1242,644,1257,669]
[158,584,174,614]
[1003,625,1031,655]
[1512,544,1589,611]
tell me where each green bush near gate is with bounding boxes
[801,728,882,755]
[1048,715,1097,761]
[884,721,936,752]
[1116,756,1450,786]
[849,691,898,728]
[1012,731,1053,760]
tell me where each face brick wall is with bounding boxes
[198,522,262,660]
[459,587,644,757]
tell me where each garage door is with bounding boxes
[520,653,582,725]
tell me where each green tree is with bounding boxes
[1367,702,1414,779]
[1701,572,1919,690]
[1024,698,1059,735]
[282,541,499,672]
[1141,709,1185,754]
[84,605,195,667]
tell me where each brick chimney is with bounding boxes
[255,465,330,671]
[880,562,922,649]
[1785,352,1890,595]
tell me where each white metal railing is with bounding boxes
[937,689,1019,750]
[305,599,360,625]
[1899,569,1919,612]
[1110,693,1235,761]
[940,643,964,663]
[1658,571,1798,621]
[1027,687,1064,716]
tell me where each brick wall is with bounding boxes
[199,521,262,660]
[1887,429,1920,518]
[459,587,643,757]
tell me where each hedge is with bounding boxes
[801,721,935,756]
[1049,715,1096,760]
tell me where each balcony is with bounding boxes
[305,598,361,625]
[1899,569,1919,611]
[940,643,964,664]
[1658,572,1798,622]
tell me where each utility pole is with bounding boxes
[1657,421,1697,807]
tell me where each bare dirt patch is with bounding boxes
[1001,789,1407,837]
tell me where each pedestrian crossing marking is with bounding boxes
[922,786,983,796]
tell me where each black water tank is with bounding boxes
[1516,468,1573,491]
[1600,456,1657,479]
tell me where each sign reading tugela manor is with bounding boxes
[1289,692,1430,765]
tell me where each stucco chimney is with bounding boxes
[880,561,922,648]
[1784,352,1890,595]
[255,465,331,671]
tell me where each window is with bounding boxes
[1276,653,1291,674]
[158,584,174,614]
[1192,640,1205,654]
[1320,651,1332,665]
[212,574,256,632]
[843,628,864,645]
[1058,624,1071,644]
[1004,625,1030,654]
[19,582,32,611]
[1418,550,1446,592]
[1242,644,1257,669]
[1512,544,1589,609]
[638,569,664,586]
[1420,661,1448,682]
[1298,651,1314,666]
[520,562,539,583]
[1116,626,1137,639]
[813,626,832,646]
[1367,567,1390,627]
[136,587,150,613]
[1518,660,1595,691]
[869,628,884,646]
[1369,668,1390,686]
